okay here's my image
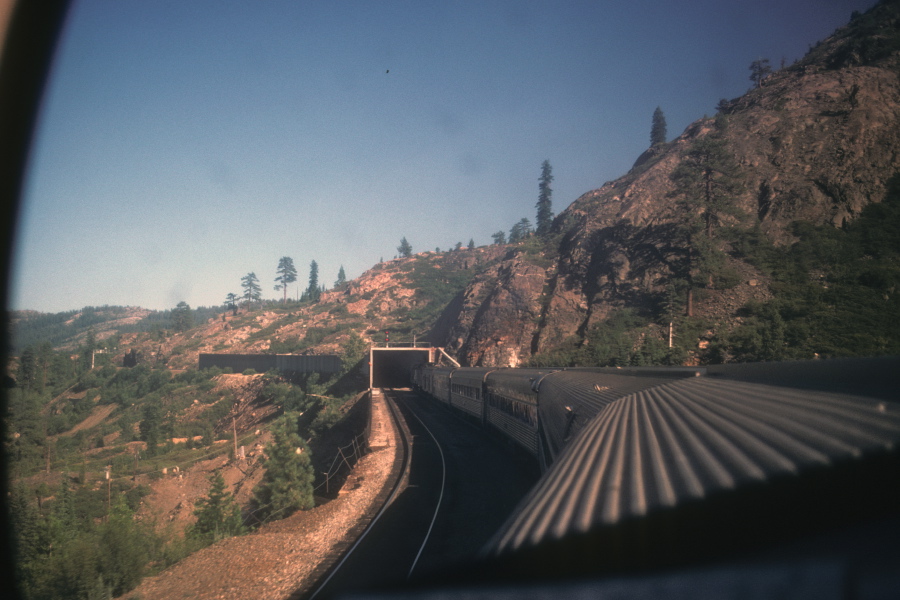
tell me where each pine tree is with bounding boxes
[48,480,77,546]
[224,292,239,316]
[467,238,475,250]
[254,415,315,521]
[651,106,667,146]
[671,135,745,239]
[191,472,244,543]
[491,230,506,245]
[535,160,554,235]
[669,129,746,316]
[749,58,772,88]
[509,217,533,243]
[274,256,298,304]
[139,400,163,456]
[340,330,367,373]
[171,301,193,332]
[334,265,347,288]
[241,272,262,307]
[18,345,42,392]
[397,237,413,258]
[307,260,320,302]
[79,329,97,373]
[96,496,153,596]
[8,484,47,593]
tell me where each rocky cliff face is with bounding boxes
[440,0,900,366]
[441,251,550,367]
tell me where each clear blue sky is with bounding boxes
[10,0,877,313]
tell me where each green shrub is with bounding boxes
[189,472,245,545]
[311,401,342,436]
[252,415,315,522]
[718,172,900,360]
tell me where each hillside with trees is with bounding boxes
[5,3,900,596]
[6,327,377,600]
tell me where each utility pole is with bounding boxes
[669,322,674,348]
[233,416,238,461]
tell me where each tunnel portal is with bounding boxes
[369,347,432,389]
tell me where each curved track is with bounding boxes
[392,391,541,577]
[305,389,418,599]
[401,399,447,579]
[306,388,539,599]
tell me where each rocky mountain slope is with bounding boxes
[9,246,508,371]
[11,1,900,371]
[444,0,900,366]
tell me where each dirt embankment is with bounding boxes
[121,391,400,600]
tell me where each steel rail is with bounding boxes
[305,389,412,600]
[397,396,448,579]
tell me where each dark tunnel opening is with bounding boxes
[370,348,430,388]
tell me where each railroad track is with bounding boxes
[305,388,448,598]
[393,392,447,579]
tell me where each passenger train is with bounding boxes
[412,363,706,471]
[411,357,900,592]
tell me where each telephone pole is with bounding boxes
[233,416,238,461]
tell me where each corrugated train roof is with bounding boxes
[489,376,900,554]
